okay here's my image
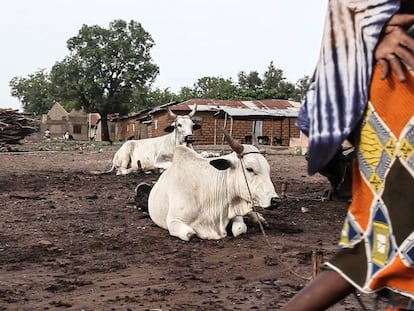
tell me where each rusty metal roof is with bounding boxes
[111,99,300,121]
[168,99,300,119]
[169,99,299,110]
[213,106,299,120]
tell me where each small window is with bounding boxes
[73,125,82,134]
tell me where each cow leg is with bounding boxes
[116,167,129,175]
[167,219,196,241]
[116,155,133,175]
[231,216,248,237]
[117,163,140,175]
[116,167,138,175]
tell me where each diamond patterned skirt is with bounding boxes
[325,64,414,302]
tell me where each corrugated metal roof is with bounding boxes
[169,98,300,119]
[170,98,299,110]
[149,101,180,114]
[111,98,300,121]
[215,107,277,119]
[213,106,298,120]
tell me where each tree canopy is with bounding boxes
[51,19,159,140]
[174,61,309,102]
[9,69,54,116]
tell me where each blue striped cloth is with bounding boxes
[297,0,400,175]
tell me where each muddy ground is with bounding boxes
[0,140,387,310]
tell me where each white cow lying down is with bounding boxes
[105,106,200,175]
[147,131,280,241]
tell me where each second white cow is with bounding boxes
[109,106,200,175]
[147,130,280,241]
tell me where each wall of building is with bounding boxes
[68,115,89,140]
[151,111,172,138]
[150,110,300,146]
[40,104,91,140]
[113,119,138,142]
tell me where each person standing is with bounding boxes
[281,0,414,310]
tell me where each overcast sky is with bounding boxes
[1,0,327,110]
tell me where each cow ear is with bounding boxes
[193,124,201,131]
[164,125,174,133]
[209,158,232,170]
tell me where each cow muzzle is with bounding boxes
[269,197,281,209]
[184,135,195,144]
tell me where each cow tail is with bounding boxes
[89,162,116,175]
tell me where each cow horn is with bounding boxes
[222,129,244,154]
[168,108,177,119]
[188,104,197,118]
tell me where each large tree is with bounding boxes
[294,75,311,101]
[263,61,285,89]
[237,70,262,90]
[50,19,159,141]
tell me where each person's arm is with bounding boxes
[280,270,354,311]
[375,13,414,81]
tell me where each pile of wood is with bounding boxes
[0,109,37,145]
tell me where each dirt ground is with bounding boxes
[0,140,388,311]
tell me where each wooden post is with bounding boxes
[311,250,324,279]
[281,182,287,198]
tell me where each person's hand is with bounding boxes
[375,14,414,81]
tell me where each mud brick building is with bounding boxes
[40,102,102,141]
[110,98,302,147]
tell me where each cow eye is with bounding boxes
[246,167,254,173]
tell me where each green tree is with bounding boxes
[263,61,285,89]
[9,69,54,115]
[276,81,297,100]
[237,71,248,88]
[238,70,262,90]
[192,76,237,99]
[50,19,159,141]
[177,86,196,102]
[294,75,311,101]
[144,87,177,109]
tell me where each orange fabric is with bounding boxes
[327,64,414,302]
[347,162,374,231]
[371,255,414,292]
[370,65,414,136]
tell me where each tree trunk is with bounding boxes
[100,113,111,142]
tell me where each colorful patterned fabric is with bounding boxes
[296,0,400,175]
[326,64,414,303]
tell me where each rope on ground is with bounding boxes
[239,157,312,282]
